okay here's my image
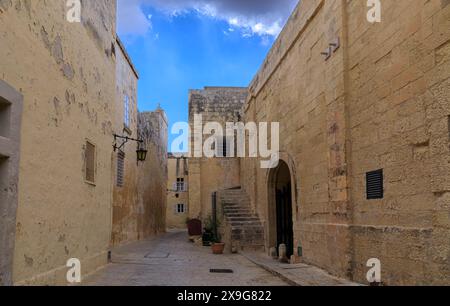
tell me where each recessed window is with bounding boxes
[0,98,11,138]
[85,141,96,184]
[216,136,234,157]
[366,169,384,199]
[117,151,125,187]
[176,204,186,214]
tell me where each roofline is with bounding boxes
[116,35,139,79]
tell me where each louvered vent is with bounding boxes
[117,151,125,187]
[366,169,384,199]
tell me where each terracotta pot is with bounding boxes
[212,243,225,255]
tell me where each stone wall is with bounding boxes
[111,37,140,246]
[137,109,168,238]
[346,0,450,285]
[0,0,117,284]
[0,81,23,285]
[241,0,450,285]
[188,87,247,222]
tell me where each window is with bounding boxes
[176,178,186,192]
[124,95,130,128]
[85,141,96,184]
[366,169,384,199]
[0,98,11,138]
[116,151,125,187]
[176,204,186,214]
[216,136,234,158]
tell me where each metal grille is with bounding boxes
[85,141,95,183]
[117,151,125,187]
[366,169,384,199]
[210,269,233,274]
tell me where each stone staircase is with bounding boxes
[218,188,265,252]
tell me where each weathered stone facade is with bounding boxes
[240,0,450,285]
[0,0,118,285]
[137,109,168,237]
[166,153,189,229]
[111,37,140,246]
[0,0,168,285]
[188,87,247,223]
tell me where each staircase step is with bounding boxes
[226,213,254,218]
[220,189,265,252]
[223,209,252,213]
[223,208,252,212]
[227,217,260,222]
[229,222,263,227]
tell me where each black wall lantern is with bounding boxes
[113,134,148,162]
[136,145,148,162]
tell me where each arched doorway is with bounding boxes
[268,160,294,258]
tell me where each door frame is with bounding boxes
[266,153,299,257]
[0,80,23,286]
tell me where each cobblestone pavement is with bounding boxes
[83,230,290,286]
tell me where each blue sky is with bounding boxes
[117,0,298,151]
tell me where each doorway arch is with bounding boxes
[267,159,295,258]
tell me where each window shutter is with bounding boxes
[85,141,96,183]
[366,169,384,199]
[116,151,125,187]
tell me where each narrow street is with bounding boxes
[84,231,289,286]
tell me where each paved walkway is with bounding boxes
[241,252,360,286]
[83,230,289,286]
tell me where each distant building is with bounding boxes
[137,109,169,238]
[112,38,168,245]
[166,153,189,229]
[188,87,247,221]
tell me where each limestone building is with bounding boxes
[166,153,189,229]
[111,37,141,245]
[238,0,450,285]
[136,109,169,238]
[188,87,247,222]
[0,0,168,285]
[111,40,168,244]
[186,0,450,286]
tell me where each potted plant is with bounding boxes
[211,237,225,255]
[211,217,225,254]
[202,216,215,246]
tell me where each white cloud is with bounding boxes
[117,0,152,37]
[117,0,298,37]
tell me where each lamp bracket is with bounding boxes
[113,134,144,152]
